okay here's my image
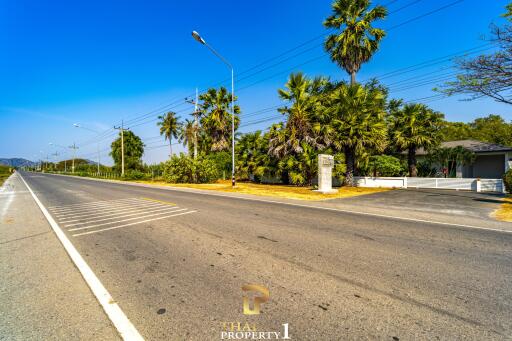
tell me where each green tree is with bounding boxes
[368,155,405,176]
[199,87,240,152]
[428,146,476,178]
[270,73,330,158]
[110,131,145,171]
[470,114,512,146]
[179,118,199,156]
[157,111,180,157]
[441,121,472,141]
[389,102,445,177]
[236,131,274,182]
[327,83,388,185]
[324,0,387,84]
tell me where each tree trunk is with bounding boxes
[408,146,417,177]
[344,146,355,186]
[350,71,356,85]
[169,137,173,157]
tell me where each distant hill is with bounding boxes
[0,158,37,168]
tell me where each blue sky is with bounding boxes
[1,0,511,164]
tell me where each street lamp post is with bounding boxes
[74,123,101,174]
[191,30,236,187]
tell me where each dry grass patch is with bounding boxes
[135,179,389,201]
[494,196,512,222]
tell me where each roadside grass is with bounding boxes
[0,165,12,186]
[134,179,390,201]
[494,195,512,222]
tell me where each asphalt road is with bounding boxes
[14,172,512,340]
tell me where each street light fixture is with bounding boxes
[74,123,101,174]
[191,30,236,187]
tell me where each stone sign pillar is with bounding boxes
[315,154,337,193]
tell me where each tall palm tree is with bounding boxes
[327,83,388,185]
[157,111,180,157]
[272,73,330,156]
[199,87,240,152]
[324,0,387,84]
[179,118,199,157]
[389,103,445,177]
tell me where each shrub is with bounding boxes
[124,169,147,180]
[504,169,512,193]
[163,153,219,183]
[368,155,405,176]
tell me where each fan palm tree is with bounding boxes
[327,83,388,185]
[199,87,240,152]
[324,0,387,84]
[272,73,330,156]
[157,111,180,157]
[389,103,445,177]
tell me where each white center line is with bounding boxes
[72,210,197,237]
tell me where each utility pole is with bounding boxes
[186,89,199,159]
[114,120,125,176]
[52,151,59,171]
[69,143,78,173]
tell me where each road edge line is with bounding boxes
[18,172,144,341]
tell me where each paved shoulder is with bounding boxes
[0,173,120,340]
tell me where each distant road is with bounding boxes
[14,171,512,340]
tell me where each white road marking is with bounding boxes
[56,204,168,219]
[49,196,140,208]
[53,202,165,217]
[50,198,145,213]
[72,210,197,237]
[57,204,172,223]
[69,208,187,231]
[48,197,140,211]
[65,206,181,227]
[18,173,144,341]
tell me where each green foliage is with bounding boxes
[163,153,219,184]
[205,151,232,179]
[427,146,476,178]
[324,0,387,83]
[389,102,445,176]
[503,169,512,192]
[123,170,148,180]
[327,82,388,185]
[110,130,145,171]
[199,87,240,152]
[236,131,275,182]
[368,155,405,176]
[441,115,512,146]
[277,142,318,186]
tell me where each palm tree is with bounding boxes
[389,103,445,177]
[324,0,387,84]
[157,111,180,157]
[327,83,388,186]
[179,118,199,157]
[199,87,240,152]
[272,73,330,156]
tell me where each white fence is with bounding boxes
[355,177,505,193]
